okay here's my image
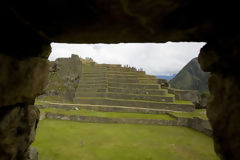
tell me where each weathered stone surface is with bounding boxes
[38,54,82,102]
[206,74,240,159]
[40,111,211,136]
[0,54,49,107]
[174,90,200,102]
[26,147,38,160]
[199,42,240,159]
[0,105,39,160]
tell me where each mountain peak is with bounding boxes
[169,57,209,92]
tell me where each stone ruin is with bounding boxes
[38,55,195,112]
[1,1,240,159]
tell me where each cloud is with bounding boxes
[49,42,206,75]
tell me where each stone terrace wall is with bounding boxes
[38,105,212,136]
[73,98,194,112]
[175,117,212,136]
[37,104,167,114]
[43,112,178,126]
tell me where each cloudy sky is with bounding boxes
[49,42,206,76]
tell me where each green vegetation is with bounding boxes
[75,97,193,105]
[33,120,219,160]
[107,86,167,91]
[174,100,193,105]
[36,96,72,103]
[34,100,47,105]
[104,92,175,97]
[40,108,175,120]
[170,109,207,120]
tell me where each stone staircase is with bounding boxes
[73,63,194,112]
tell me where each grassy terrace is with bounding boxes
[33,120,219,160]
[40,108,175,120]
[99,92,175,97]
[36,100,206,120]
[107,86,167,91]
[74,97,193,105]
[170,109,208,120]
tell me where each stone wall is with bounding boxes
[40,111,212,136]
[174,90,199,102]
[38,104,167,114]
[38,104,211,136]
[73,98,194,112]
[176,117,212,136]
[0,104,40,160]
[108,87,167,95]
[44,112,178,125]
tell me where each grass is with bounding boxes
[33,119,219,160]
[36,96,72,103]
[170,109,208,120]
[40,108,175,120]
[173,100,193,105]
[36,95,193,106]
[74,97,193,105]
[104,92,175,97]
[107,86,167,91]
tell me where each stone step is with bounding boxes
[73,97,195,112]
[75,88,107,93]
[78,80,107,84]
[138,79,158,84]
[77,84,107,88]
[107,74,138,78]
[82,71,106,74]
[75,92,174,102]
[138,77,158,81]
[107,71,137,75]
[105,64,121,67]
[108,87,168,95]
[106,92,174,102]
[108,78,139,83]
[82,73,107,76]
[81,77,107,81]
[82,69,107,72]
[37,102,177,114]
[108,82,159,89]
[75,92,106,97]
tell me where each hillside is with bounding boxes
[169,58,209,92]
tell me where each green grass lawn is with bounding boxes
[33,120,219,160]
[40,108,175,120]
[169,109,208,120]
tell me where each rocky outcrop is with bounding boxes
[0,54,49,106]
[199,42,240,159]
[0,52,48,160]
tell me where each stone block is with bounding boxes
[0,54,48,107]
